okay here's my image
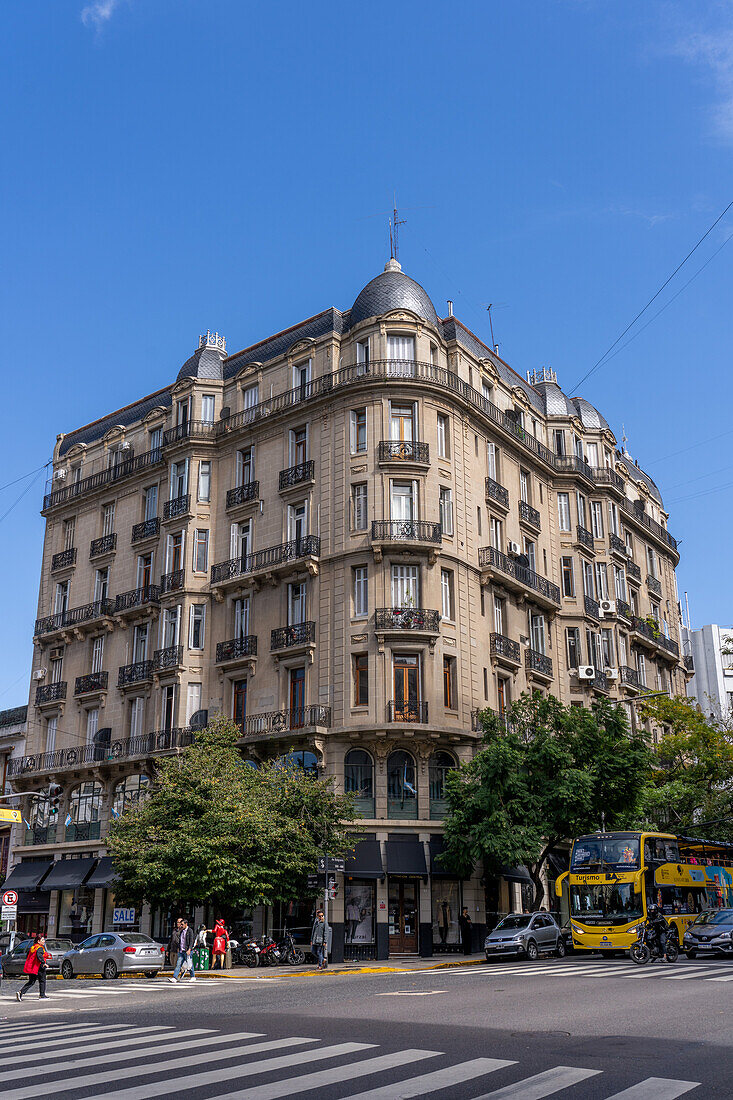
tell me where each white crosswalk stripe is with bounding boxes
[431,961,732,983]
[4,1024,702,1100]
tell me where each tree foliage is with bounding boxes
[107,716,356,912]
[442,694,651,909]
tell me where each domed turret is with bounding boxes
[176,331,227,383]
[349,260,439,329]
[572,397,610,433]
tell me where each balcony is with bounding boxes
[554,455,594,486]
[485,477,509,509]
[592,468,625,494]
[584,595,600,621]
[65,821,102,843]
[90,533,116,558]
[370,521,442,564]
[609,533,626,557]
[620,665,641,690]
[8,726,195,779]
[683,655,694,672]
[616,600,632,620]
[43,445,164,513]
[626,559,642,583]
[518,500,540,529]
[630,617,679,659]
[591,671,609,693]
[34,599,114,638]
[525,649,553,680]
[162,420,217,447]
[160,569,184,594]
[375,608,440,634]
[490,633,521,665]
[163,494,191,521]
[377,441,429,466]
[216,636,258,664]
[24,825,58,846]
[115,584,161,614]
[118,660,155,687]
[211,536,321,588]
[647,575,662,597]
[620,499,678,557]
[74,671,109,696]
[478,545,561,609]
[131,518,160,543]
[242,706,331,740]
[153,644,183,671]
[576,526,595,552]
[51,548,76,571]
[279,460,315,491]
[387,701,429,724]
[226,482,259,510]
[35,682,67,706]
[271,621,316,651]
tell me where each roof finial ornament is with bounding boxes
[621,423,629,454]
[198,331,226,354]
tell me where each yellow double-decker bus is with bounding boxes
[555,830,733,954]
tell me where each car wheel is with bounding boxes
[61,960,74,980]
[103,959,118,980]
[144,970,158,979]
[555,939,566,958]
[686,950,696,959]
[525,940,539,962]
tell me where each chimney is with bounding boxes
[447,300,453,316]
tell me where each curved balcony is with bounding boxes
[162,420,217,447]
[375,607,440,633]
[279,461,315,491]
[163,494,191,521]
[478,545,561,609]
[51,548,76,571]
[226,482,259,510]
[242,705,331,741]
[271,622,316,651]
[115,584,161,614]
[518,500,540,529]
[90,533,116,558]
[485,477,509,509]
[370,521,442,564]
[131,518,160,543]
[377,441,429,466]
[387,701,428,724]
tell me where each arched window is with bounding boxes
[345,750,374,817]
[27,792,55,844]
[387,750,417,819]
[276,750,319,777]
[112,774,151,818]
[67,782,103,841]
[429,751,456,819]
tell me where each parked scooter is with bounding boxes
[630,923,679,965]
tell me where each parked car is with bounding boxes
[0,930,32,955]
[61,932,165,979]
[1,937,73,975]
[682,909,733,958]
[484,912,565,961]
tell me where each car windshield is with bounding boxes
[119,934,154,944]
[692,910,733,927]
[570,883,643,925]
[571,835,639,871]
[46,940,72,950]
[495,916,531,931]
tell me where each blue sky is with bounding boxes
[2,0,733,704]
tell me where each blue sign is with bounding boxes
[113,907,135,925]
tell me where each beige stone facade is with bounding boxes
[8,260,689,957]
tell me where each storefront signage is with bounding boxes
[113,907,135,925]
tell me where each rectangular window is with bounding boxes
[386,334,415,375]
[601,628,614,669]
[176,397,190,427]
[586,629,602,671]
[234,596,250,638]
[193,529,209,573]
[519,470,530,503]
[85,707,99,745]
[167,530,184,572]
[618,634,627,667]
[530,613,546,654]
[197,461,211,503]
[595,562,608,600]
[46,716,57,754]
[437,414,449,458]
[288,582,306,625]
[170,459,188,499]
[236,447,254,486]
[230,520,250,560]
[493,595,504,634]
[102,503,115,536]
[162,606,181,648]
[583,560,595,598]
[591,501,604,539]
[143,485,158,521]
[94,567,109,603]
[352,483,368,531]
[243,383,259,410]
[487,441,497,480]
[354,654,369,707]
[201,395,215,424]
[483,667,488,700]
[289,426,308,465]
[561,556,575,598]
[162,684,177,730]
[490,515,503,550]
[586,442,599,468]
[577,492,587,531]
[233,679,247,732]
[189,605,206,650]
[482,380,493,403]
[557,493,571,532]
[625,530,634,558]
[608,500,619,536]
[132,623,148,662]
[390,402,415,442]
[636,651,646,687]
[392,564,418,608]
[91,635,105,674]
[350,408,367,453]
[287,501,307,542]
[439,487,454,536]
[566,627,581,669]
[137,553,153,589]
[129,698,144,738]
[497,676,509,715]
[353,566,368,617]
[477,506,482,536]
[441,569,454,621]
[62,517,75,551]
[186,683,202,724]
[390,481,415,522]
[524,538,536,572]
[443,656,457,709]
[553,430,566,457]
[54,580,69,615]
[149,427,162,454]
[614,565,627,602]
[647,546,659,578]
[293,359,312,395]
[575,436,584,460]
[356,339,370,370]
[50,653,63,684]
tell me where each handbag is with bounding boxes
[183,956,192,973]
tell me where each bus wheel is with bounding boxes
[686,950,697,959]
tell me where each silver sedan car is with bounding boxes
[61,932,165,980]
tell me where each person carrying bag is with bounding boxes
[17,934,50,1001]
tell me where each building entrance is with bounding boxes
[388,879,418,953]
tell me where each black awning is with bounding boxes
[40,858,98,891]
[84,856,118,889]
[502,865,532,885]
[385,840,427,876]
[2,861,53,890]
[429,836,462,879]
[345,841,384,880]
[547,851,569,877]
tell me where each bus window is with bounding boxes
[644,837,679,864]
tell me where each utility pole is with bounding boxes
[323,845,329,969]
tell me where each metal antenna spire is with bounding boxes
[392,194,406,263]
[622,424,628,450]
[487,304,496,349]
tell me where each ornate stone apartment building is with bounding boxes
[6,258,689,958]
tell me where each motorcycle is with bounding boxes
[230,938,260,968]
[258,934,285,966]
[630,923,679,965]
[278,929,305,966]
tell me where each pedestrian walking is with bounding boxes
[310,909,331,970]
[168,917,196,983]
[16,934,50,1001]
[210,919,229,970]
[458,907,473,955]
[193,924,210,971]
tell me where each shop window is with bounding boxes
[58,886,95,939]
[432,880,462,950]
[344,749,374,817]
[344,880,376,954]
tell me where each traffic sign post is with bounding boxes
[2,891,18,907]
[1,906,17,922]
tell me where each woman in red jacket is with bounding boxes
[210,919,229,970]
[16,933,50,1001]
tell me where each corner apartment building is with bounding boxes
[7,258,689,958]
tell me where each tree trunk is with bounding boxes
[527,864,545,911]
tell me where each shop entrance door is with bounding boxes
[388,880,419,953]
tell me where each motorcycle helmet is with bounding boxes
[647,904,659,918]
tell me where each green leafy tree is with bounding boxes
[442,694,651,909]
[107,716,356,913]
[639,695,733,842]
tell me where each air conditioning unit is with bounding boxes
[519,636,530,647]
[119,442,131,452]
[507,541,521,555]
[578,666,595,680]
[33,669,47,681]
[605,667,619,680]
[49,647,64,661]
[599,600,616,615]
[53,469,67,481]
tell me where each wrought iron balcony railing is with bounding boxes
[35,682,67,705]
[162,420,217,446]
[591,468,625,492]
[375,607,440,632]
[215,636,258,663]
[584,595,600,620]
[8,726,195,777]
[226,482,259,508]
[24,825,57,846]
[153,645,183,670]
[271,622,316,650]
[485,477,509,508]
[51,548,76,571]
[616,600,632,620]
[243,706,331,736]
[490,633,520,662]
[378,441,429,464]
[387,701,429,723]
[118,660,155,687]
[620,665,641,688]
[43,445,164,512]
[554,455,594,483]
[211,535,321,585]
[525,649,553,677]
[65,821,102,842]
[160,569,184,593]
[626,559,642,582]
[518,500,540,528]
[620,499,678,554]
[163,494,191,520]
[115,584,161,612]
[576,526,595,551]
[683,655,694,671]
[35,599,114,636]
[609,533,626,555]
[74,671,108,695]
[371,520,442,545]
[279,460,315,490]
[658,633,679,658]
[591,671,609,692]
[131,517,160,542]
[90,533,116,557]
[478,545,561,606]
[647,575,662,597]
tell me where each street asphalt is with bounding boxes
[0,953,730,1098]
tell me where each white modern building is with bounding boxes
[683,625,733,720]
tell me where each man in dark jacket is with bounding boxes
[168,918,196,983]
[458,907,473,955]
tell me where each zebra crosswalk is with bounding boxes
[0,1020,701,1099]
[0,975,264,1005]
[428,959,733,983]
